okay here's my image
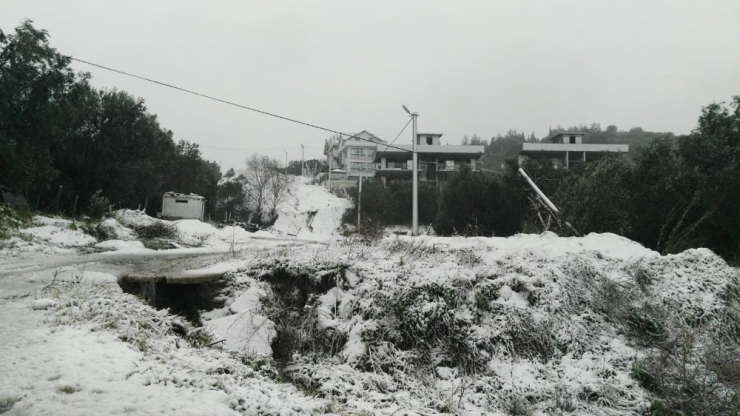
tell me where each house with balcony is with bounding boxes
[324,131,485,188]
[372,133,485,186]
[324,131,387,186]
[517,132,628,168]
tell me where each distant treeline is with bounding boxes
[1,21,221,217]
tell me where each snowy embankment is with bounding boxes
[270,177,351,241]
[204,232,739,415]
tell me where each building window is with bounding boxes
[569,136,576,144]
[349,147,372,159]
[426,136,433,144]
[350,162,374,172]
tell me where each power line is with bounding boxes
[71,57,412,153]
[199,145,300,151]
[377,117,413,153]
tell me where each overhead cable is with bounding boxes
[71,57,412,153]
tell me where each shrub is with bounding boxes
[554,155,633,235]
[0,203,33,240]
[356,216,385,244]
[435,165,521,237]
[86,190,110,219]
[79,220,117,241]
[342,181,439,227]
[140,238,176,250]
[133,220,176,239]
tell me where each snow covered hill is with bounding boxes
[270,177,351,241]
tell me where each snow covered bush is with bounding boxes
[132,219,177,239]
[221,234,740,415]
[0,203,33,240]
[86,190,110,219]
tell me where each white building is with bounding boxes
[160,192,205,220]
[324,131,387,183]
[517,132,629,168]
[373,133,484,184]
[324,131,485,188]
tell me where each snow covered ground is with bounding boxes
[221,234,738,415]
[270,177,351,241]
[1,179,738,415]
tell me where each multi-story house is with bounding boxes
[517,132,628,168]
[324,131,485,188]
[373,133,484,185]
[324,131,387,183]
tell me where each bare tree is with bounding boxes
[242,154,288,223]
[266,169,291,220]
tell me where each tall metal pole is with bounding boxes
[327,151,332,190]
[411,112,419,235]
[357,171,362,230]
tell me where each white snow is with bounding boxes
[94,239,147,252]
[228,286,266,314]
[207,312,277,356]
[100,217,137,241]
[114,209,158,228]
[0,300,240,416]
[270,177,351,241]
[22,225,97,247]
[31,298,57,310]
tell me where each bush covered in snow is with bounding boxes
[0,203,34,240]
[131,219,177,239]
[223,234,740,415]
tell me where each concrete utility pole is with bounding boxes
[301,144,305,177]
[357,171,362,230]
[518,167,580,236]
[327,151,332,190]
[402,105,419,235]
[284,151,288,175]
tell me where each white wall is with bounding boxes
[162,196,204,220]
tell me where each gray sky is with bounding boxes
[3,0,739,170]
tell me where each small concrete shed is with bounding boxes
[160,192,205,220]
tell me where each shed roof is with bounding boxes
[163,192,204,200]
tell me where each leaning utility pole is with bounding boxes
[518,167,579,235]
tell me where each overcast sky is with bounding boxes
[3,0,739,170]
